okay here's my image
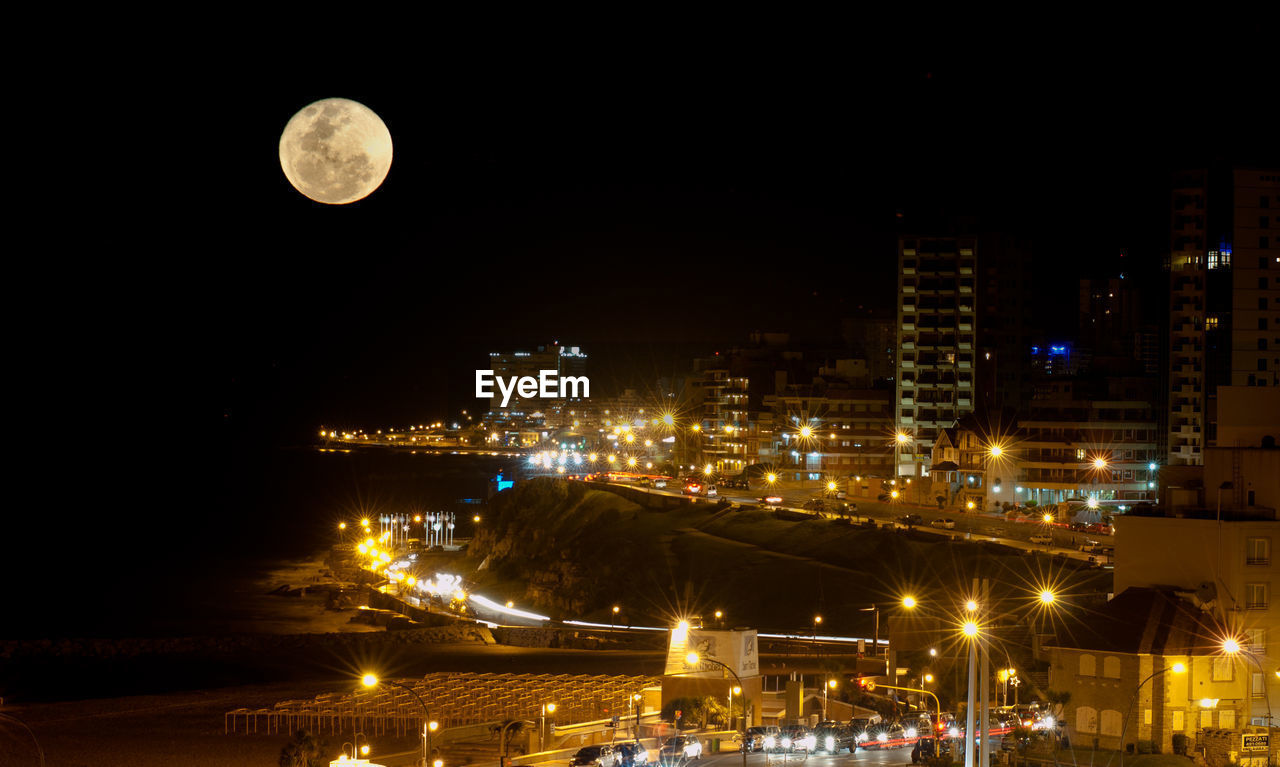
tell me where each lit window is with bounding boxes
[1246,537,1270,566]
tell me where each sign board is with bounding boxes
[864,681,877,691]
[1242,734,1269,751]
[665,628,759,678]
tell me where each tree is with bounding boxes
[661,696,729,729]
[279,729,323,767]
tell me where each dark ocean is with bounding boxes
[4,447,513,640]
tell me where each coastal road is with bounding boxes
[606,480,1109,563]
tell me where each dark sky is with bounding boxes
[187,57,1271,442]
[19,54,1276,451]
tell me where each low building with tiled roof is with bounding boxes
[1042,587,1264,755]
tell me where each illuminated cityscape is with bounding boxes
[3,54,1277,767]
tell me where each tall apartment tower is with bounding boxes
[1230,169,1280,387]
[1165,168,1278,465]
[895,236,978,477]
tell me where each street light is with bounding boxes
[1119,662,1187,767]
[1223,639,1273,727]
[361,674,438,766]
[685,651,747,767]
[540,702,556,751]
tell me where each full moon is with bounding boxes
[278,98,393,205]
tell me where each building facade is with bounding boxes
[1044,588,1255,755]
[1231,169,1280,388]
[1115,512,1279,727]
[896,236,979,478]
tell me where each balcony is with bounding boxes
[903,266,916,275]
[901,360,915,369]
[902,321,916,331]
[901,396,915,406]
[902,341,915,350]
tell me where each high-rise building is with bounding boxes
[1164,167,1278,464]
[895,236,978,477]
[1166,170,1232,465]
[1230,169,1280,387]
[482,344,588,434]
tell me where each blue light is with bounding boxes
[1031,346,1040,355]
[1050,346,1066,354]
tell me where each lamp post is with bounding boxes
[362,674,437,767]
[630,692,643,742]
[498,719,532,767]
[685,651,747,767]
[1118,662,1186,767]
[1223,640,1273,727]
[540,702,557,752]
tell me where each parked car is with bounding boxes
[723,476,750,489]
[571,745,619,767]
[741,726,780,752]
[897,514,924,527]
[658,735,702,762]
[1085,522,1113,536]
[615,742,649,767]
[813,722,854,754]
[1029,533,1053,545]
[930,518,956,530]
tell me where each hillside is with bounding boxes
[466,479,1112,634]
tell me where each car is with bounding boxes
[1077,538,1100,552]
[571,745,619,767]
[812,722,854,754]
[1085,522,1113,536]
[615,742,649,767]
[705,484,718,497]
[658,735,702,762]
[654,478,668,489]
[835,490,848,499]
[778,725,815,752]
[897,514,924,527]
[761,495,784,506]
[930,518,956,530]
[723,476,750,490]
[1029,534,1053,545]
[683,482,705,495]
[741,726,780,752]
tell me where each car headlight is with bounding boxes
[764,737,775,748]
[906,728,917,738]
[781,737,792,748]
[856,732,867,742]
[949,727,960,737]
[878,733,888,742]
[825,736,835,751]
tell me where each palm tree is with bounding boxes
[279,729,323,767]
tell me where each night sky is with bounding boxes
[9,50,1275,628]
[197,59,1269,441]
